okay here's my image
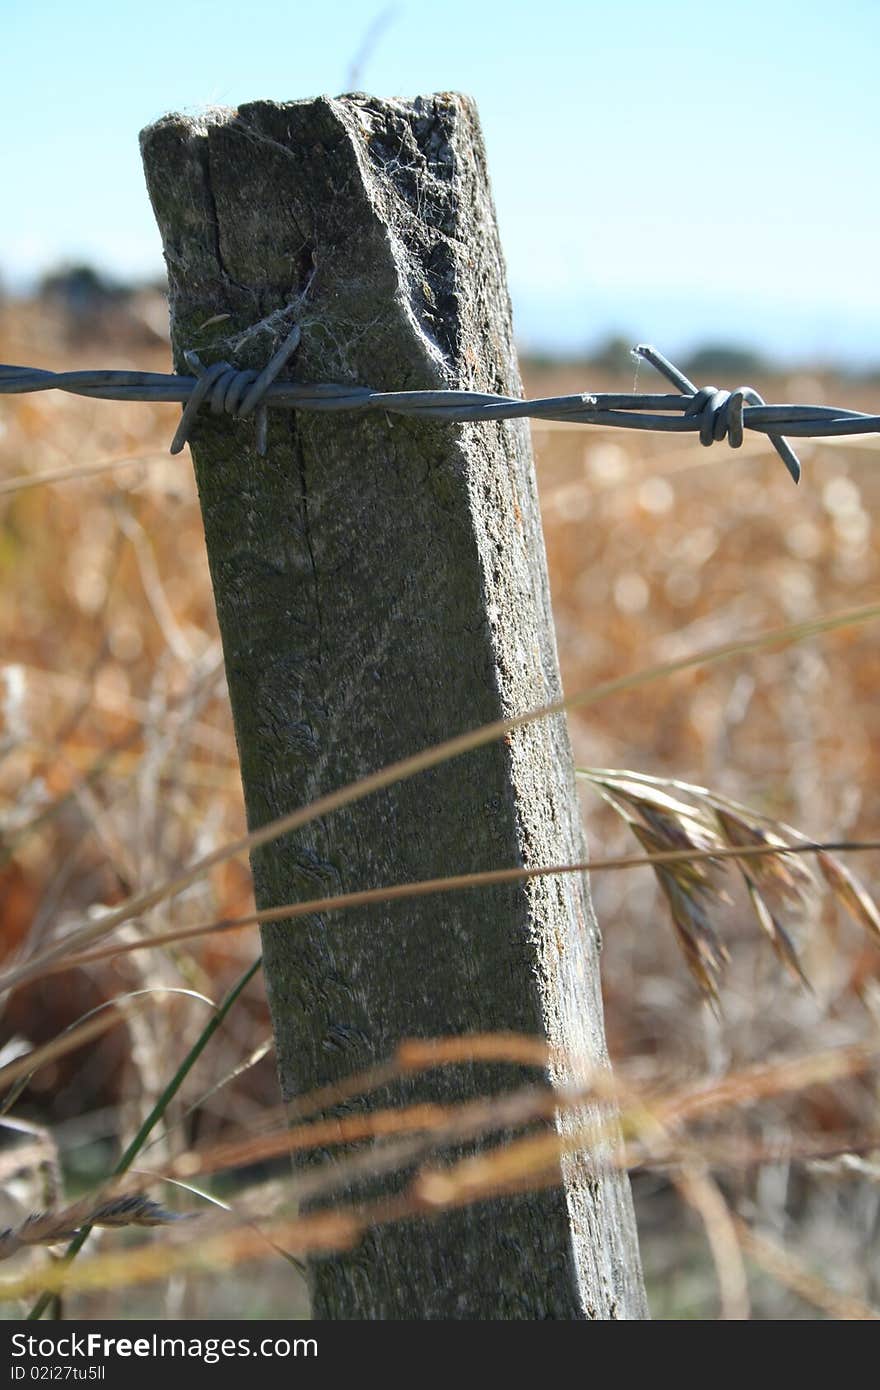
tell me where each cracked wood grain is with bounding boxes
[141,92,647,1321]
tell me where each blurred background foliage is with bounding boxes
[0,268,878,1318]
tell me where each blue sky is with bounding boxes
[2,0,878,363]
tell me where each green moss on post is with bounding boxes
[141,93,646,1320]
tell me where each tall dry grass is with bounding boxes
[0,294,878,1318]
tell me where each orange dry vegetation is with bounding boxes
[1,296,878,1317]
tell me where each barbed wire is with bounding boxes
[3,329,880,485]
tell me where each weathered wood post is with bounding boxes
[141,94,646,1320]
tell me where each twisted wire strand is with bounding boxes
[3,329,880,484]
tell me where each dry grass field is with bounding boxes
[0,291,878,1318]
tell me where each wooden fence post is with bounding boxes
[141,93,647,1320]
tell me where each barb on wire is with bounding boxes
[4,329,880,483]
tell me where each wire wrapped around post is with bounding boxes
[5,333,880,484]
